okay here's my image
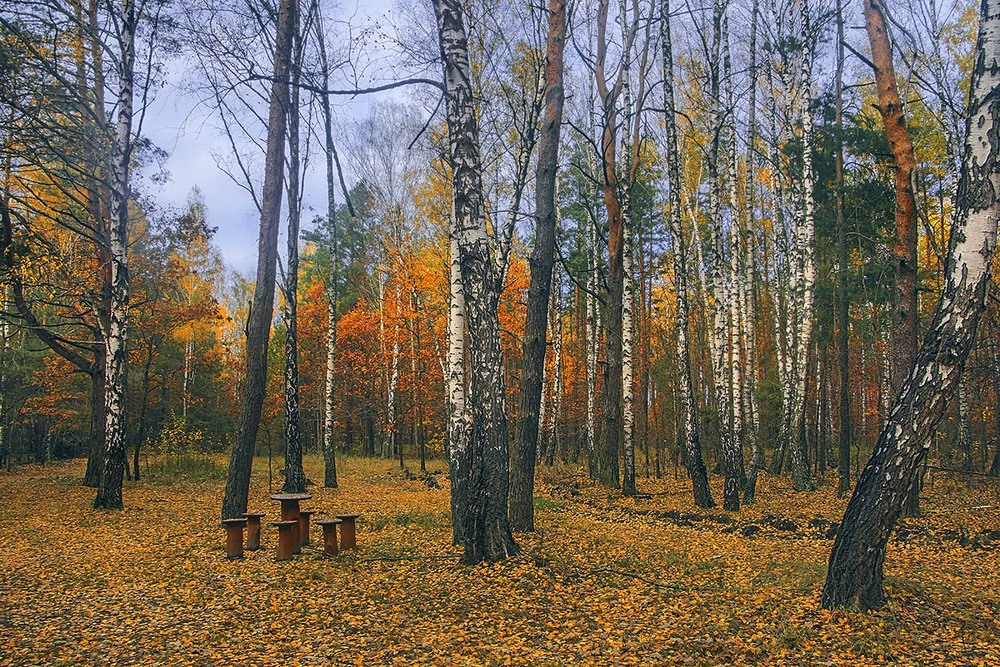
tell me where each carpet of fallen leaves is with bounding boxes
[1,456,999,667]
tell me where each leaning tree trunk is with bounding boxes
[661,0,714,508]
[282,16,306,494]
[822,0,1000,609]
[510,0,566,532]
[221,0,295,521]
[94,0,136,510]
[434,0,518,564]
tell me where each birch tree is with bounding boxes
[316,13,340,489]
[822,0,1000,609]
[592,0,639,490]
[662,0,713,508]
[90,0,136,509]
[433,0,518,564]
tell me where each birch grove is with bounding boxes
[4,0,1000,619]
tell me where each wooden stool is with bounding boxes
[315,519,342,556]
[222,518,248,560]
[273,520,298,561]
[299,509,318,547]
[336,514,361,550]
[271,493,310,555]
[242,512,266,550]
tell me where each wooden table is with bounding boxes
[270,493,311,553]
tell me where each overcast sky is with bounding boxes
[141,0,408,275]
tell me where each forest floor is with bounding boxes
[1,454,998,666]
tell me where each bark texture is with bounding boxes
[865,0,920,397]
[434,0,518,564]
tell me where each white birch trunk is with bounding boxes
[706,0,738,511]
[434,0,518,562]
[620,0,636,495]
[789,0,816,492]
[182,335,191,420]
[446,231,469,540]
[388,293,400,461]
[585,164,599,470]
[723,20,744,485]
[823,0,1000,607]
[94,0,135,509]
[958,374,972,471]
[547,279,563,466]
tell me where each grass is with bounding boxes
[142,453,228,482]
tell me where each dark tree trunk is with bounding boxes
[510,0,566,533]
[990,434,1000,477]
[222,0,296,521]
[366,411,375,457]
[84,363,106,487]
[741,2,762,505]
[282,11,306,495]
[822,3,1000,608]
[133,350,153,482]
[992,368,1000,476]
[434,0,518,565]
[836,0,852,499]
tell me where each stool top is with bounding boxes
[315,518,343,526]
[222,518,248,527]
[299,509,320,516]
[336,513,361,521]
[271,520,298,527]
[241,512,266,519]
[270,493,312,502]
